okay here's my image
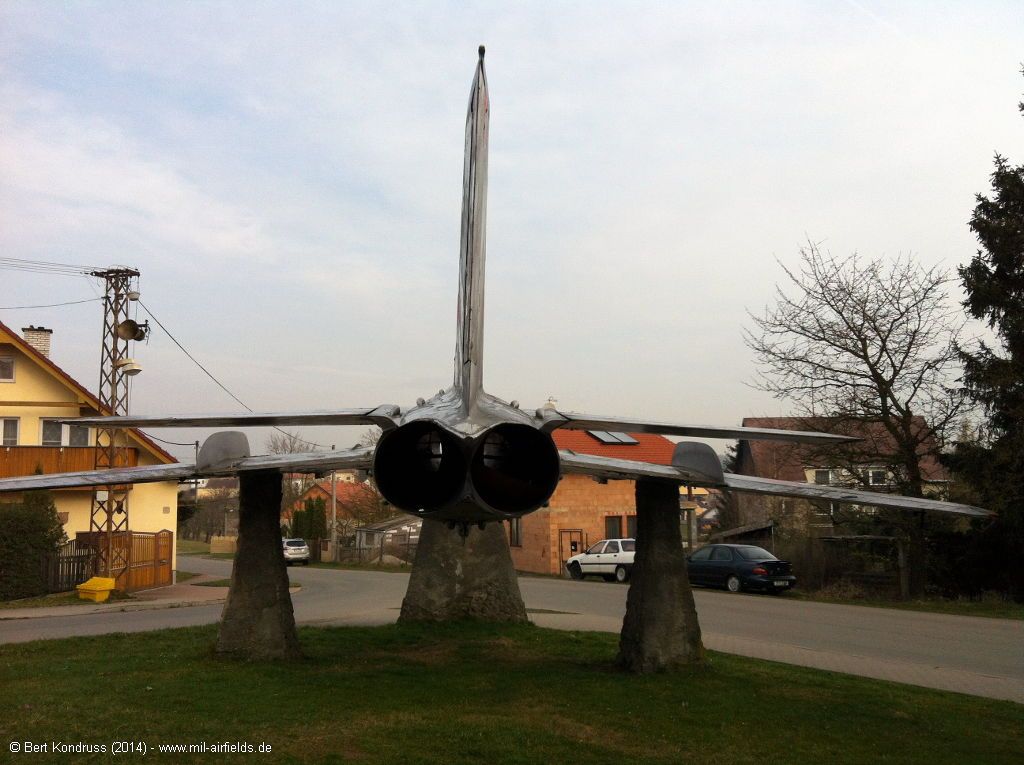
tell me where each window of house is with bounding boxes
[626,515,637,539]
[41,419,63,446]
[605,515,622,539]
[69,424,89,447]
[2,418,17,446]
[869,469,887,486]
[508,517,522,547]
[39,419,90,447]
[0,357,13,382]
[814,469,831,485]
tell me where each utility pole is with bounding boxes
[88,267,145,584]
[330,445,337,563]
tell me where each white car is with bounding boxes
[282,538,310,566]
[566,538,635,583]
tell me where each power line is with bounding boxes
[0,256,106,276]
[0,297,103,310]
[137,299,329,450]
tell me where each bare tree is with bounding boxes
[745,243,967,498]
[265,431,316,516]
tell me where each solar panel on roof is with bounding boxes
[587,430,639,445]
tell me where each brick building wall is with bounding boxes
[508,474,637,576]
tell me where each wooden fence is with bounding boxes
[42,538,96,593]
[73,529,174,592]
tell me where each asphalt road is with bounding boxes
[3,556,1021,703]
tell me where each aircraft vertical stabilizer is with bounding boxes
[454,45,489,405]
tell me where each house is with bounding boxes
[354,516,421,550]
[0,321,180,571]
[287,473,383,532]
[731,415,953,592]
[506,430,703,576]
[734,415,950,531]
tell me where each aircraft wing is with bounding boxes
[0,447,376,493]
[544,410,857,444]
[63,407,401,430]
[557,451,991,518]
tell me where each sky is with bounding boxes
[0,1,1020,461]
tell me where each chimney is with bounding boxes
[21,326,53,358]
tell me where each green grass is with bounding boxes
[310,560,412,573]
[0,589,133,610]
[174,571,201,583]
[193,579,232,588]
[177,540,211,555]
[789,591,1024,620]
[0,624,1020,764]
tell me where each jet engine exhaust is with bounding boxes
[373,420,560,524]
[470,423,560,516]
[373,421,467,513]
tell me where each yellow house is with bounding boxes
[0,320,179,571]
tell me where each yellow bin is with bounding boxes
[76,577,116,603]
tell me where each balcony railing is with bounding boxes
[0,446,139,480]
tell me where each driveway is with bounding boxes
[2,555,1021,704]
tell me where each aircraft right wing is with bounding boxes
[557,449,991,518]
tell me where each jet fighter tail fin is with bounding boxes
[454,46,489,405]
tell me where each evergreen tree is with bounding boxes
[949,71,1024,601]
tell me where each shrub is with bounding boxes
[0,488,66,600]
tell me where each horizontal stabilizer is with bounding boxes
[0,447,376,494]
[545,411,858,444]
[63,406,400,430]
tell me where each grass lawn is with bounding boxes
[310,560,412,574]
[788,591,1024,620]
[192,578,233,588]
[0,624,1020,764]
[174,571,201,584]
[177,540,210,555]
[0,589,133,610]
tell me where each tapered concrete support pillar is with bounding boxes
[399,518,528,623]
[617,479,705,673]
[217,470,301,660]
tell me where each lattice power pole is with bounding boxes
[88,267,144,582]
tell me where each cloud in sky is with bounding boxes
[0,1,1020,457]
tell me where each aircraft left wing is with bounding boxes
[0,446,376,494]
[557,450,991,518]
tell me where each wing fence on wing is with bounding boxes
[0,447,376,493]
[545,411,858,444]
[557,451,990,518]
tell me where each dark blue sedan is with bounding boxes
[687,544,796,594]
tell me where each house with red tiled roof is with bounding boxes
[732,415,951,544]
[288,474,389,536]
[506,430,707,576]
[0,320,180,572]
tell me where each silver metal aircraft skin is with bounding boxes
[0,48,989,524]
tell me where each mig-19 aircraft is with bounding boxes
[0,48,989,532]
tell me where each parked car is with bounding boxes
[687,544,795,593]
[282,538,310,566]
[566,538,635,583]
